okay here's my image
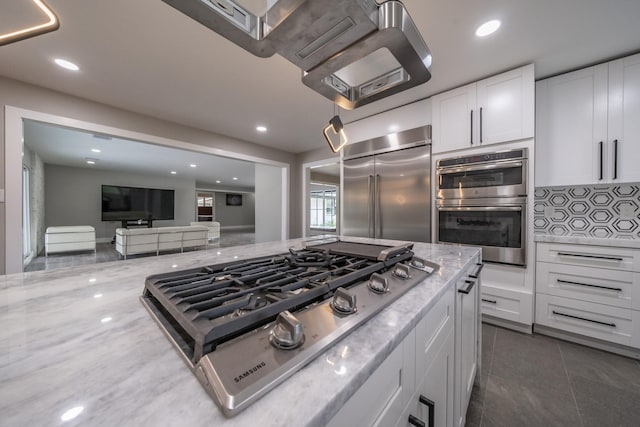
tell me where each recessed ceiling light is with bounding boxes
[475,20,501,37]
[54,58,79,71]
[256,126,267,132]
[189,164,197,168]
[91,148,101,153]
[232,177,238,180]
[85,158,96,165]
[170,171,177,175]
[215,180,221,184]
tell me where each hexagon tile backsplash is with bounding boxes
[534,184,640,239]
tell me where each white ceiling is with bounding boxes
[2,0,640,154]
[23,120,256,189]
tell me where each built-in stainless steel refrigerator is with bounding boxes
[342,126,431,242]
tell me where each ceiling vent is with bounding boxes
[161,0,432,109]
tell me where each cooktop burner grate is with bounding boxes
[142,241,415,361]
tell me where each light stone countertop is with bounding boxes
[0,237,480,427]
[534,234,640,249]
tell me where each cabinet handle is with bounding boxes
[482,298,497,304]
[556,252,623,262]
[468,262,484,279]
[470,110,474,145]
[458,279,475,294]
[598,141,603,180]
[479,107,483,144]
[408,414,426,427]
[419,395,435,427]
[552,310,616,327]
[556,279,622,292]
[613,139,618,180]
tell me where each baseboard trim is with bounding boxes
[220,225,255,231]
[534,324,640,360]
[482,314,532,334]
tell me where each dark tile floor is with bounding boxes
[466,323,640,427]
[24,230,256,272]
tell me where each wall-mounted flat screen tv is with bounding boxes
[101,185,175,221]
[226,193,242,206]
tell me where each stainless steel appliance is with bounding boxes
[437,197,527,266]
[436,148,528,266]
[161,0,432,109]
[343,126,432,242]
[436,149,528,199]
[141,239,438,417]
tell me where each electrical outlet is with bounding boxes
[619,204,636,220]
[544,206,555,218]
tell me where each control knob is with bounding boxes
[368,273,389,294]
[269,310,305,350]
[330,287,357,315]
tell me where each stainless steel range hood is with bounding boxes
[161,0,432,109]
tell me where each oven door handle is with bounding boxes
[437,206,523,212]
[437,160,524,175]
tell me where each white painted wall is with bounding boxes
[254,163,283,243]
[45,164,196,242]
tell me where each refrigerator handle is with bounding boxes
[368,175,374,237]
[376,174,381,238]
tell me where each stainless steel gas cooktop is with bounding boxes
[141,239,438,417]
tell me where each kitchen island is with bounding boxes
[0,237,480,427]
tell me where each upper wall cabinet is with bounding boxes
[432,64,534,154]
[536,53,640,187]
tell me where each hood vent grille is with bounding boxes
[162,0,432,109]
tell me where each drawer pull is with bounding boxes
[458,280,475,295]
[556,252,623,262]
[552,310,616,328]
[557,279,622,292]
[482,298,497,304]
[468,262,484,279]
[419,395,435,427]
[408,414,426,427]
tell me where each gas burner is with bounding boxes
[140,239,438,417]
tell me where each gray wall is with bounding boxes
[45,164,196,241]
[0,76,300,273]
[214,192,255,229]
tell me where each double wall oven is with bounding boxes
[436,148,528,266]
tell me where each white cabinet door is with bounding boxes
[535,64,609,186]
[455,265,480,427]
[432,83,476,154]
[476,64,534,146]
[418,328,455,427]
[608,53,640,183]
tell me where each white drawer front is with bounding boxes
[481,286,532,325]
[536,262,639,310]
[536,243,638,271]
[535,293,638,348]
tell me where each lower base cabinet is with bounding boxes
[328,256,480,427]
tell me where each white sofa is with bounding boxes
[45,226,96,256]
[115,225,209,259]
[190,221,220,242]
